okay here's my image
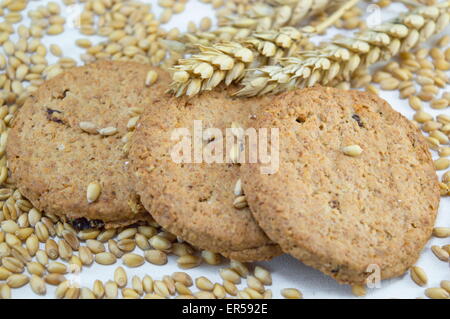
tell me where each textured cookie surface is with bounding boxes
[129,86,281,261]
[242,87,440,284]
[7,61,170,228]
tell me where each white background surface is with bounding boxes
[4,0,450,299]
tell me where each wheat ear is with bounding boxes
[169,0,361,96]
[168,27,310,97]
[235,3,450,97]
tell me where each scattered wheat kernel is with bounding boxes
[1,220,19,233]
[281,288,303,299]
[439,147,450,157]
[413,111,433,123]
[441,280,450,293]
[442,171,450,184]
[425,288,449,299]
[219,268,241,284]
[177,255,201,269]
[142,275,154,294]
[98,126,118,136]
[430,130,449,144]
[201,250,222,265]
[105,280,118,299]
[233,195,248,209]
[75,39,92,48]
[0,284,11,299]
[433,227,450,238]
[431,98,449,110]
[254,266,272,285]
[117,238,136,252]
[435,59,450,71]
[0,267,12,280]
[426,137,440,150]
[380,77,399,90]
[114,266,127,288]
[199,17,212,32]
[237,290,251,299]
[47,261,67,274]
[26,261,45,277]
[149,235,171,250]
[47,24,64,35]
[422,121,442,132]
[95,252,117,265]
[92,280,104,298]
[142,249,166,266]
[247,275,265,293]
[86,239,105,254]
[195,276,214,291]
[145,70,158,86]
[30,274,46,295]
[159,8,172,24]
[44,273,66,286]
[131,276,143,296]
[434,158,450,170]
[172,272,193,287]
[410,266,427,286]
[122,253,145,268]
[80,287,95,299]
[227,260,248,278]
[49,44,62,57]
[154,280,170,298]
[55,280,70,299]
[342,145,363,157]
[79,121,98,134]
[223,280,238,296]
[173,2,185,13]
[431,245,449,261]
[351,284,366,297]
[117,228,137,240]
[7,274,29,288]
[86,182,101,203]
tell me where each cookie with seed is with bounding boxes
[241,87,440,284]
[128,86,281,262]
[7,61,171,228]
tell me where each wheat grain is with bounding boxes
[122,253,145,268]
[114,266,127,288]
[93,280,105,299]
[411,266,428,286]
[281,287,303,299]
[105,280,118,299]
[145,249,168,265]
[425,287,449,299]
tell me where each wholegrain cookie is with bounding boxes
[7,61,171,229]
[241,87,440,284]
[128,86,281,262]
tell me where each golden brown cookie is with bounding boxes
[242,87,440,284]
[7,61,171,229]
[128,86,281,262]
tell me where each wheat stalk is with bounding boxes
[235,3,450,97]
[168,27,311,96]
[169,0,361,96]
